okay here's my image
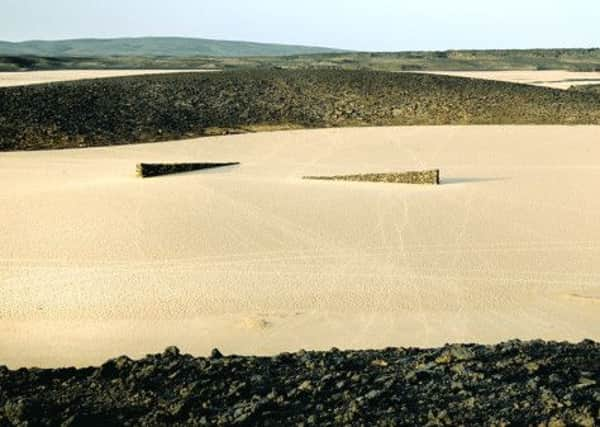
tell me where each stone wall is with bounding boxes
[304,169,440,185]
[136,162,239,178]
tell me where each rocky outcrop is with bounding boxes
[1,340,598,425]
[3,70,600,151]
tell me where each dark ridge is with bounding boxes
[0,340,598,425]
[136,162,240,178]
[2,69,600,151]
[304,170,440,185]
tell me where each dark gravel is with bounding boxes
[1,340,599,426]
[3,69,600,151]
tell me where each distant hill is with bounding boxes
[0,37,344,58]
[3,69,600,151]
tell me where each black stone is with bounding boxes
[0,340,598,426]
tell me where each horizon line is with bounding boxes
[1,36,599,54]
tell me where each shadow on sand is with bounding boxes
[441,177,508,185]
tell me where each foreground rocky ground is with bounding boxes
[1,341,599,426]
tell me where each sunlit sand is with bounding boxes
[419,70,600,89]
[0,69,213,87]
[2,126,600,368]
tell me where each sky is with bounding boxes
[2,0,599,51]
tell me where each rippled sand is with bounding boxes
[2,126,600,368]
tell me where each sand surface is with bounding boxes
[0,70,212,87]
[419,70,600,89]
[2,126,600,368]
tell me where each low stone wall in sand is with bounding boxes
[136,162,240,178]
[304,169,440,185]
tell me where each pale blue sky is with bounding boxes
[2,0,599,51]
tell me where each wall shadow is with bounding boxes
[192,163,241,175]
[441,177,508,185]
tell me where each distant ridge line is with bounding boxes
[0,37,346,58]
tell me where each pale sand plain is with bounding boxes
[2,126,600,368]
[0,69,212,87]
[418,70,600,89]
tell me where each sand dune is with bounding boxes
[2,126,600,368]
[419,70,600,89]
[0,69,212,87]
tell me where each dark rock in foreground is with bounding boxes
[1,340,599,426]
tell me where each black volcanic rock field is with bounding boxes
[1,341,598,426]
[2,69,600,151]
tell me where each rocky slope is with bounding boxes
[3,69,600,151]
[1,340,598,426]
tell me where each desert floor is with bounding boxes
[0,69,212,87]
[2,126,600,368]
[419,70,600,90]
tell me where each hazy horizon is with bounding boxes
[2,35,599,54]
[2,0,600,51]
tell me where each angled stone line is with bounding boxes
[303,169,440,185]
[136,162,240,178]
